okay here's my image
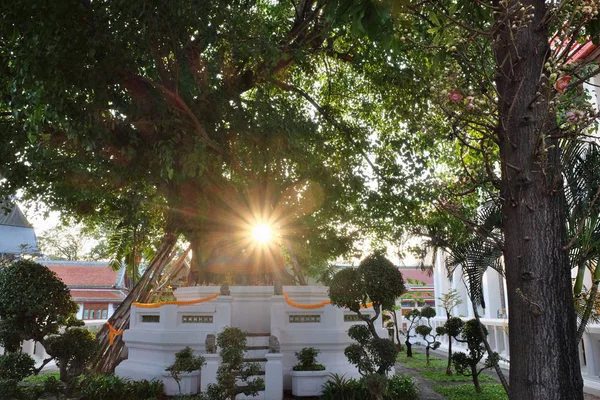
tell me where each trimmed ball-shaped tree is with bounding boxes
[414,306,441,366]
[329,251,405,338]
[344,324,397,376]
[0,260,93,382]
[0,260,78,351]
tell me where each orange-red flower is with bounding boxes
[449,90,463,102]
[554,75,572,93]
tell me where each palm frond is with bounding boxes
[446,238,503,308]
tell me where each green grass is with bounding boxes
[397,349,447,368]
[402,358,448,369]
[23,371,60,383]
[420,370,495,382]
[397,350,440,362]
[433,384,508,400]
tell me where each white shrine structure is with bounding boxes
[115,285,386,398]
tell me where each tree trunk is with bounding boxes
[446,337,453,376]
[89,232,178,373]
[473,307,509,393]
[494,1,584,398]
[392,310,403,351]
[284,242,307,285]
[405,338,413,357]
[425,346,430,366]
[472,366,481,393]
[189,237,207,285]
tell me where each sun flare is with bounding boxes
[252,224,273,244]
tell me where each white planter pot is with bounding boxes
[291,369,328,397]
[162,371,201,396]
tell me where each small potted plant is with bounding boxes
[290,347,328,397]
[164,346,205,395]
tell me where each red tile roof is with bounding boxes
[398,268,434,285]
[70,289,126,302]
[41,262,118,288]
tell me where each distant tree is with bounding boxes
[437,290,463,375]
[38,223,111,261]
[437,317,464,376]
[403,309,421,358]
[414,306,441,366]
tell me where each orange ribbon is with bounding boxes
[281,292,373,309]
[106,321,124,345]
[132,293,219,308]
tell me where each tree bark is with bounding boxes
[472,366,481,393]
[405,338,413,358]
[284,242,308,285]
[473,307,509,393]
[494,1,584,397]
[446,337,453,376]
[89,232,178,373]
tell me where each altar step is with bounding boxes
[236,333,271,400]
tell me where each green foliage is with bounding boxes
[0,352,35,381]
[420,370,494,382]
[23,371,60,383]
[329,252,405,340]
[45,328,99,382]
[443,317,465,338]
[414,306,440,365]
[0,379,27,400]
[433,384,508,400]
[0,260,78,351]
[166,347,205,394]
[320,373,418,400]
[450,319,499,392]
[293,347,325,371]
[205,327,264,400]
[357,252,406,311]
[76,374,164,400]
[437,289,463,317]
[419,306,436,319]
[386,374,419,400]
[345,325,397,376]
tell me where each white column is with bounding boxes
[264,353,283,400]
[270,295,286,339]
[200,354,219,393]
[583,333,598,376]
[215,296,233,334]
[482,273,491,318]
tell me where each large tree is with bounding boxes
[0,0,426,371]
[377,2,600,398]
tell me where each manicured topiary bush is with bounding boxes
[414,306,441,366]
[344,324,397,376]
[450,319,499,393]
[293,347,325,371]
[329,251,405,338]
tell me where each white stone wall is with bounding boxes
[116,285,389,397]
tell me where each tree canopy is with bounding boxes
[2,0,600,396]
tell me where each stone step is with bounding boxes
[234,370,266,376]
[244,348,269,359]
[245,336,270,347]
[245,345,269,350]
[243,357,268,363]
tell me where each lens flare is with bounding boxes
[252,224,273,244]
